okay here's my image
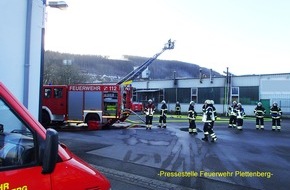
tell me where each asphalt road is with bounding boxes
[57,115,290,190]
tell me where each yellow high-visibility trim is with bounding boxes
[102,116,119,119]
[122,80,133,85]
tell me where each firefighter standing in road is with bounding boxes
[175,101,181,118]
[158,100,168,128]
[236,103,246,130]
[202,100,217,127]
[254,102,266,130]
[270,102,282,131]
[209,100,217,127]
[202,100,217,142]
[201,100,207,121]
[228,101,238,128]
[188,101,197,134]
[144,99,155,130]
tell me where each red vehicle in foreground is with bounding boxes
[0,82,111,190]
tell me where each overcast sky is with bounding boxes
[45,0,290,75]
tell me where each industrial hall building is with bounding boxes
[131,72,290,117]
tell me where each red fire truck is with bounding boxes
[42,83,132,129]
[41,40,175,129]
[0,82,111,189]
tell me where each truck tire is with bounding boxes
[42,110,51,128]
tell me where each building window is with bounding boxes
[164,88,191,103]
[231,87,239,102]
[231,87,239,96]
[197,87,225,104]
[191,88,197,102]
[164,88,176,103]
[177,88,191,103]
[239,86,259,105]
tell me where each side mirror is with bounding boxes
[42,128,59,174]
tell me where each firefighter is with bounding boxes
[201,100,208,122]
[175,101,181,118]
[202,100,217,142]
[158,100,168,128]
[202,100,217,124]
[188,101,197,134]
[144,99,155,130]
[209,100,217,127]
[236,103,246,130]
[228,101,238,128]
[254,102,266,130]
[270,102,282,131]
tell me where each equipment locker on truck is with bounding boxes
[0,82,111,190]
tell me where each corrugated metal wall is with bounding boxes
[133,74,290,116]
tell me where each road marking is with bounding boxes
[92,165,195,190]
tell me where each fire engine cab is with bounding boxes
[0,82,111,189]
[42,83,132,129]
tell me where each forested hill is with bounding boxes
[44,51,221,82]
[123,55,221,79]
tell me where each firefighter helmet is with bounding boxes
[148,99,152,103]
[257,102,262,106]
[273,102,277,107]
[162,100,166,104]
[190,101,195,105]
[205,99,211,104]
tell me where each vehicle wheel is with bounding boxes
[41,110,51,128]
[85,113,100,123]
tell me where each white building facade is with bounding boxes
[132,73,290,116]
[0,0,45,118]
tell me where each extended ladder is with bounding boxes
[116,39,175,85]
